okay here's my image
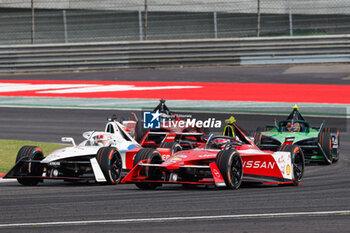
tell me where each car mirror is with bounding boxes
[61,137,76,146]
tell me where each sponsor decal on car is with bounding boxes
[243,161,275,169]
[199,154,215,158]
[171,157,182,161]
[331,135,339,148]
[161,154,171,160]
[285,137,295,142]
[286,164,291,175]
[49,162,61,166]
[213,168,221,178]
[272,152,293,179]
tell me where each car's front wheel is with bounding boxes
[96,147,122,184]
[215,149,243,189]
[16,146,44,186]
[280,144,305,186]
[133,148,163,190]
[159,141,182,154]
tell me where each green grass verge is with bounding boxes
[0,139,67,174]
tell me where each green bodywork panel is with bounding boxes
[260,127,325,162]
[260,127,319,144]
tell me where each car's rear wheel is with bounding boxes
[215,149,243,189]
[16,146,44,186]
[319,128,339,164]
[253,131,262,147]
[279,144,305,186]
[96,147,122,184]
[159,141,182,154]
[329,128,340,162]
[133,148,163,190]
[134,120,145,142]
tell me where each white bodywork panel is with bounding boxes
[41,146,100,163]
[272,151,293,180]
[90,158,107,182]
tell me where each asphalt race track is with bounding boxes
[0,107,349,232]
[0,64,349,232]
[1,64,350,85]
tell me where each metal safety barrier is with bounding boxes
[0,35,349,73]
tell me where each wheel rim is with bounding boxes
[230,155,242,187]
[332,134,340,156]
[110,154,122,181]
[293,150,304,182]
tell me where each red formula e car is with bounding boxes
[121,118,305,189]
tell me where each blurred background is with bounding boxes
[1,0,350,45]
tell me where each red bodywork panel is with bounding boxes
[125,147,172,170]
[209,162,226,187]
[162,134,177,143]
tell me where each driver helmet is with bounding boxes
[214,138,230,149]
[94,135,107,146]
[286,122,292,131]
[292,123,301,132]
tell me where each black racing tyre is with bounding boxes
[254,126,272,147]
[254,131,262,147]
[96,147,122,184]
[134,120,144,143]
[279,144,305,186]
[133,148,163,190]
[16,146,44,186]
[330,128,340,162]
[159,141,182,154]
[215,149,243,189]
[318,128,339,164]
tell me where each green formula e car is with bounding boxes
[254,105,340,164]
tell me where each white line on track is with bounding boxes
[0,210,349,228]
[0,178,16,183]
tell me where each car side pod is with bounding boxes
[209,162,226,188]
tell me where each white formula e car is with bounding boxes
[4,118,172,185]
